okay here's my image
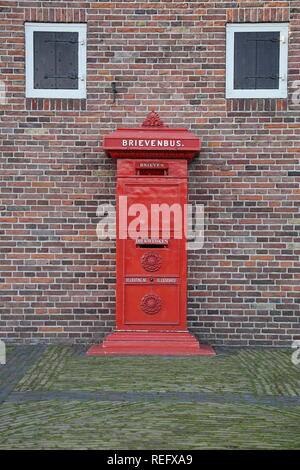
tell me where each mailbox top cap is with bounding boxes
[103,111,201,160]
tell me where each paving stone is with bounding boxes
[45,348,300,397]
[13,345,74,392]
[7,390,300,408]
[0,400,300,449]
[0,345,46,404]
[235,349,300,397]
[1,345,300,449]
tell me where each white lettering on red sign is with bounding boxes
[138,162,165,167]
[122,139,183,148]
[136,239,168,244]
[125,277,147,283]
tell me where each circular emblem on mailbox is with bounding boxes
[140,294,162,315]
[141,251,162,272]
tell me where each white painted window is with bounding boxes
[226,23,289,99]
[25,23,87,99]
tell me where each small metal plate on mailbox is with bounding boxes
[136,238,168,247]
[125,277,178,284]
[135,162,169,169]
[156,277,178,283]
[135,162,169,176]
[125,277,148,283]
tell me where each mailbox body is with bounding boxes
[86,113,215,355]
[116,158,188,332]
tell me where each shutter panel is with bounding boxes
[256,32,280,89]
[33,31,79,90]
[34,32,56,89]
[234,31,280,91]
[234,32,256,90]
[55,32,78,90]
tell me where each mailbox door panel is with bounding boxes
[124,284,180,326]
[116,178,187,331]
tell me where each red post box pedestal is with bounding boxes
[86,112,215,356]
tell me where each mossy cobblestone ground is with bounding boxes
[0,345,299,449]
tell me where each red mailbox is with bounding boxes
[87,112,214,355]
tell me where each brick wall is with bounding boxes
[0,0,300,346]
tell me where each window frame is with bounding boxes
[25,22,87,99]
[226,23,289,99]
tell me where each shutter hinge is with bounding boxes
[246,74,286,81]
[44,37,85,46]
[45,40,79,44]
[246,75,279,80]
[44,74,78,80]
[247,38,280,43]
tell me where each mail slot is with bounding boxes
[86,111,215,356]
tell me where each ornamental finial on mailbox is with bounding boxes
[141,110,168,128]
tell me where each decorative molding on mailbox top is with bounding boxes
[103,112,201,160]
[141,111,168,128]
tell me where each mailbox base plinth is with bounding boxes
[86,331,215,356]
